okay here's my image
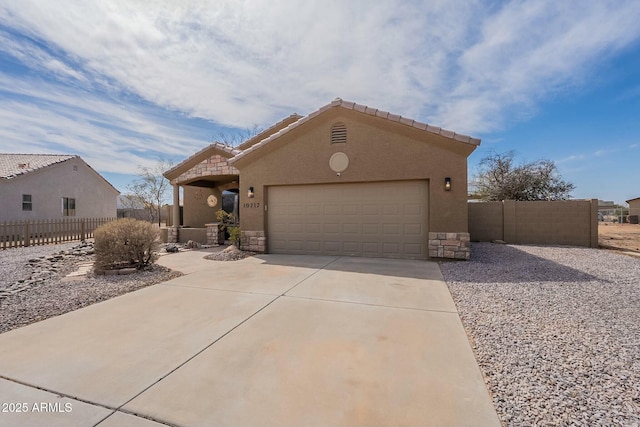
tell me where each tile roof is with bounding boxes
[0,154,76,179]
[230,98,481,164]
[237,113,304,150]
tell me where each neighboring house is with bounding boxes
[597,200,617,221]
[0,154,119,222]
[116,194,169,223]
[627,197,640,222]
[598,200,617,215]
[165,98,480,260]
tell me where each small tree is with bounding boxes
[127,159,173,226]
[473,151,575,201]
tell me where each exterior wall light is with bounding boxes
[444,177,452,191]
[248,186,255,198]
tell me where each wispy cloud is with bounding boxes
[1,0,640,178]
[3,1,638,128]
[557,142,638,166]
[0,72,207,174]
[557,154,587,164]
[434,1,640,132]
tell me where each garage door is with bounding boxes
[267,181,428,259]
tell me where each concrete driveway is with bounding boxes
[0,251,500,427]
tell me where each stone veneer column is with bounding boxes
[167,226,179,244]
[205,223,224,246]
[240,231,266,253]
[428,232,470,260]
[167,183,181,244]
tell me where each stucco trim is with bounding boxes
[229,98,481,166]
[164,142,241,180]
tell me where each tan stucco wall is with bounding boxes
[0,157,118,222]
[629,199,640,217]
[182,186,221,227]
[234,108,474,235]
[469,199,598,247]
[468,202,504,241]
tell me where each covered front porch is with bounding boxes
[162,142,242,245]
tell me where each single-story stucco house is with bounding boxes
[0,154,119,222]
[627,197,640,223]
[164,98,480,260]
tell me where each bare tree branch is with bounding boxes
[473,151,575,201]
[212,124,262,147]
[126,158,173,226]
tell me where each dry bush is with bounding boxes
[94,219,160,270]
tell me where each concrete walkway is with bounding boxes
[0,251,500,427]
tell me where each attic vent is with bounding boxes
[331,122,347,144]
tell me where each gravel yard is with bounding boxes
[441,243,640,427]
[0,242,181,334]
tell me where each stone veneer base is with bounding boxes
[240,230,266,253]
[428,232,470,260]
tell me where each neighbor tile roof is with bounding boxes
[0,154,76,179]
[230,98,481,164]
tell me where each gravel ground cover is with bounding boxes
[0,242,181,334]
[441,243,640,427]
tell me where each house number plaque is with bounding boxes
[243,202,260,209]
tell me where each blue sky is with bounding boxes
[1,1,639,205]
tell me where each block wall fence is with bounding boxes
[468,199,598,248]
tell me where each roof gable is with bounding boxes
[164,142,240,180]
[230,98,481,165]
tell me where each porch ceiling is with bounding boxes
[178,174,239,188]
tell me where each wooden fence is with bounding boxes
[1,218,115,250]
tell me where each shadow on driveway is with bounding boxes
[252,253,444,280]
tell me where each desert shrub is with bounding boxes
[94,218,160,270]
[228,226,241,246]
[215,209,237,226]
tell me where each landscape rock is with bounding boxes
[204,245,255,261]
[1,241,181,333]
[1,242,96,300]
[184,240,201,249]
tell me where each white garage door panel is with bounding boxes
[267,181,428,259]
